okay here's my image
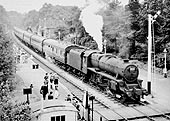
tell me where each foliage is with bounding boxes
[136,0,164,46]
[0,24,15,94]
[109,0,121,10]
[161,0,170,47]
[127,0,141,57]
[0,7,31,119]
[126,0,170,69]
[8,11,24,29]
[23,10,39,30]
[0,101,31,121]
[12,1,170,68]
[75,21,97,49]
[22,2,131,51]
[0,6,15,106]
[101,0,132,57]
[0,5,11,27]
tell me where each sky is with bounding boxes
[0,0,132,13]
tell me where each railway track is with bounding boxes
[32,48,170,121]
[13,33,170,121]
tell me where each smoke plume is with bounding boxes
[80,0,104,51]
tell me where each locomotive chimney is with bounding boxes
[123,59,129,63]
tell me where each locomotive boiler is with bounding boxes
[90,53,139,83]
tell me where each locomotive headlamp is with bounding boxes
[126,91,132,97]
[119,81,124,87]
[129,67,135,72]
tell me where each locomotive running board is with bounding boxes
[88,67,123,83]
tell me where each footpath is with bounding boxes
[139,68,170,107]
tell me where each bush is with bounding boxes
[0,101,31,121]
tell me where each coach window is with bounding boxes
[83,57,87,63]
[56,48,58,53]
[61,115,65,121]
[51,115,65,121]
[60,51,63,56]
[62,51,64,56]
[56,116,60,121]
[51,116,55,121]
[52,47,54,51]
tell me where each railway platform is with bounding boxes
[16,54,71,104]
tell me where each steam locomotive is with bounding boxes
[14,27,148,102]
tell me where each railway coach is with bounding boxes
[14,27,46,55]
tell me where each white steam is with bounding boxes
[80,0,104,51]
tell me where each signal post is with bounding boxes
[147,11,161,95]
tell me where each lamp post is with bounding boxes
[163,48,167,78]
[89,96,95,121]
[147,11,161,94]
[58,31,61,41]
[103,39,107,53]
[44,18,47,38]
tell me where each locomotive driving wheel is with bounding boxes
[133,94,140,102]
[88,72,96,85]
[120,94,127,103]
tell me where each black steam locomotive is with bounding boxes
[14,27,148,102]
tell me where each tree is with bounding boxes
[0,23,31,121]
[101,0,133,57]
[127,0,141,57]
[109,0,121,10]
[0,25,15,91]
[161,0,170,47]
[127,0,165,59]
[75,22,97,49]
[0,5,11,27]
[1,102,31,121]
[23,10,39,30]
[8,11,24,29]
